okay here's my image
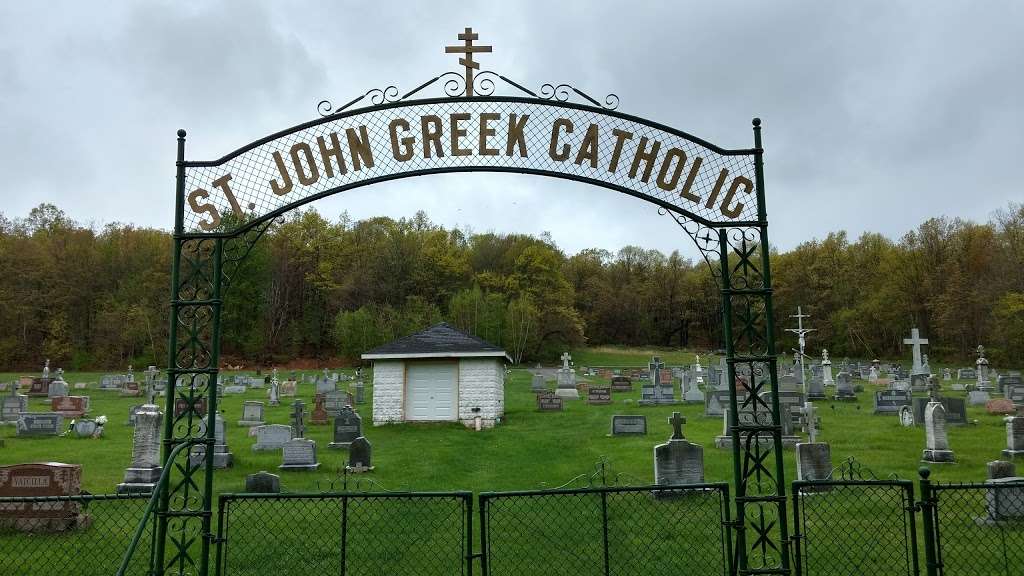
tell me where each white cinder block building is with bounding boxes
[362,323,509,428]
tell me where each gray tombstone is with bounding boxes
[245,471,280,493]
[912,397,967,426]
[610,376,633,393]
[639,356,679,406]
[189,413,233,469]
[610,415,647,436]
[16,412,63,436]
[252,424,293,451]
[329,406,362,449]
[554,352,579,399]
[587,386,611,405]
[968,389,991,406]
[683,378,705,404]
[1005,383,1024,407]
[653,412,704,487]
[126,404,146,427]
[1,390,28,424]
[873,389,912,415]
[279,438,320,471]
[1003,417,1024,460]
[531,373,547,392]
[353,380,365,405]
[984,461,1024,522]
[795,443,832,482]
[922,402,955,463]
[117,404,163,493]
[323,390,350,417]
[291,400,306,439]
[237,401,265,427]
[899,406,915,427]
[347,436,374,473]
[834,372,856,401]
[536,391,563,412]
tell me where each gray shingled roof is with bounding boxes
[362,323,507,357]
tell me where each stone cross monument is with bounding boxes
[903,328,929,375]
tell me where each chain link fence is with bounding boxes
[0,493,152,576]
[215,492,472,576]
[792,480,920,576]
[926,482,1024,576]
[479,484,731,576]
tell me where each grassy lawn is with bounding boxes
[1,347,1021,575]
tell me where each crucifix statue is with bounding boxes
[560,352,572,370]
[668,411,686,440]
[444,27,492,96]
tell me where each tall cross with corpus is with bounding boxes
[668,411,686,440]
[903,328,929,373]
[560,352,572,370]
[445,27,492,96]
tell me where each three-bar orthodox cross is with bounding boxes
[445,27,492,96]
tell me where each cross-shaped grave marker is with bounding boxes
[903,328,929,374]
[668,411,686,440]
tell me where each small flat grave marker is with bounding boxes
[536,391,563,412]
[587,386,611,405]
[610,415,647,435]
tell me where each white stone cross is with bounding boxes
[903,328,929,373]
[560,352,571,370]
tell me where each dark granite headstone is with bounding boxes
[16,413,63,436]
[347,436,373,473]
[329,406,362,449]
[873,390,912,415]
[536,391,563,412]
[245,471,280,493]
[0,463,85,531]
[587,386,611,405]
[610,415,647,435]
[610,376,633,392]
[913,397,967,426]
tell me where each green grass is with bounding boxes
[1,348,1021,575]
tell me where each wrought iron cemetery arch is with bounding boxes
[156,32,789,576]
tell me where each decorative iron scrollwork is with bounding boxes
[539,83,619,110]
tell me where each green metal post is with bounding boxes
[199,238,225,576]
[918,468,939,576]
[753,118,791,572]
[719,228,746,574]
[155,129,187,575]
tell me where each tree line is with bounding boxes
[1,202,1022,371]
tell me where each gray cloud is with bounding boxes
[1,0,1021,259]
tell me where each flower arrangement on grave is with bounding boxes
[62,415,107,438]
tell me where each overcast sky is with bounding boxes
[2,1,1021,259]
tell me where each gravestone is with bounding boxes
[873,389,912,415]
[899,406,915,427]
[310,394,329,425]
[904,328,929,376]
[252,424,293,451]
[268,368,281,406]
[976,345,993,391]
[50,395,89,418]
[1003,417,1024,460]
[922,402,955,463]
[587,386,611,405]
[913,397,967,426]
[1004,382,1024,407]
[683,378,705,404]
[279,438,320,471]
[640,356,679,405]
[280,379,297,397]
[984,461,1024,522]
[27,377,52,397]
[174,396,207,419]
[957,367,976,381]
[536,391,563,412]
[353,380,365,404]
[237,401,265,427]
[222,384,246,395]
[0,463,85,532]
[189,413,233,469]
[610,376,632,392]
[72,419,101,438]
[316,374,336,395]
[968,389,991,406]
[1,388,29,425]
[117,405,163,494]
[126,404,145,426]
[16,413,63,436]
[329,406,362,449]
[555,352,579,399]
[821,350,833,386]
[796,402,832,482]
[323,390,351,417]
[610,415,647,436]
[943,368,952,382]
[347,436,374,472]
[245,471,280,493]
[653,412,704,487]
[291,400,306,439]
[47,375,69,399]
[531,373,547,392]
[834,372,855,401]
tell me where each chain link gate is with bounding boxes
[133,32,789,575]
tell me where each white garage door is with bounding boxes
[406,363,458,421]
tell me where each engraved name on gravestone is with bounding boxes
[51,396,89,418]
[252,424,294,451]
[329,406,362,449]
[323,390,350,417]
[922,402,955,463]
[587,386,611,405]
[0,463,84,532]
[16,413,63,436]
[174,396,207,419]
[912,397,967,426]
[279,438,320,471]
[610,415,647,436]
[117,405,163,494]
[531,373,547,392]
[1003,417,1024,460]
[536,391,563,412]
[237,401,266,427]
[1004,382,1024,406]
[653,412,704,488]
[873,389,912,415]
[610,375,632,392]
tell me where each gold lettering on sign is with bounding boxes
[450,113,472,156]
[269,152,293,196]
[345,126,374,171]
[608,129,633,173]
[628,136,661,183]
[704,169,730,210]
[549,118,573,161]
[290,143,320,186]
[389,119,415,161]
[478,112,499,156]
[421,115,444,158]
[187,188,221,231]
[213,174,243,216]
[506,114,529,157]
[655,148,686,193]
[574,124,600,168]
[719,176,753,218]
[317,133,349,177]
[679,156,703,203]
